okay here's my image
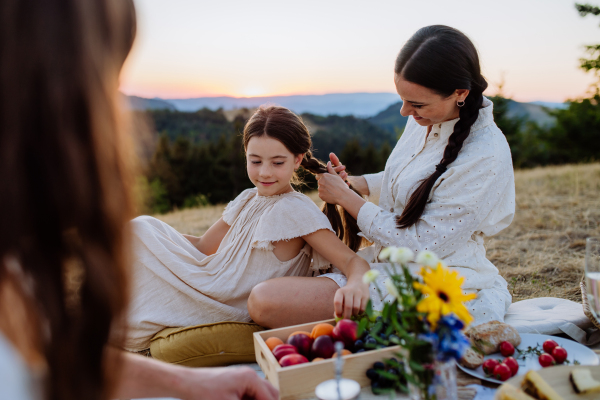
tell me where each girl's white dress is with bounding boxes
[320,97,515,326]
[124,188,333,351]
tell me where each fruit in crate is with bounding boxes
[265,337,284,351]
[287,333,313,357]
[311,335,335,359]
[332,319,358,348]
[332,349,352,357]
[272,344,298,361]
[279,353,309,367]
[310,323,335,339]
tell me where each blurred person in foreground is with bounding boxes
[0,1,278,399]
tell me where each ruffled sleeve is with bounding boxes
[222,188,257,225]
[251,193,335,271]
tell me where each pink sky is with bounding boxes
[120,0,600,102]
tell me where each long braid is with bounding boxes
[395,85,485,229]
[300,152,364,252]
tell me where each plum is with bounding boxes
[279,353,309,367]
[311,335,335,359]
[272,344,298,361]
[287,333,313,357]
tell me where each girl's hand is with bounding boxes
[333,279,370,319]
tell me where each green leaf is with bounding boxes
[357,318,368,337]
[408,361,425,372]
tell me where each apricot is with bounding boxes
[265,337,284,352]
[332,349,352,357]
[310,323,335,339]
[312,357,325,362]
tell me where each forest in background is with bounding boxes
[136,3,600,214]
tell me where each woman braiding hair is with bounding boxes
[249,25,515,328]
[393,25,489,228]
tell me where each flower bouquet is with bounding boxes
[358,247,476,400]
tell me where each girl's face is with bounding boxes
[394,74,469,127]
[246,135,303,197]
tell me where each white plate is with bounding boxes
[457,333,600,384]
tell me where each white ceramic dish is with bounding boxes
[457,333,600,384]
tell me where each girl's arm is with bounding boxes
[302,229,371,318]
[183,218,230,256]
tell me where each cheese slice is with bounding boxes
[521,370,564,400]
[496,383,537,400]
[569,368,600,394]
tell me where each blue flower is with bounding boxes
[421,314,470,362]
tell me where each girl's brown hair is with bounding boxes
[243,106,363,252]
[0,1,137,399]
[394,25,487,228]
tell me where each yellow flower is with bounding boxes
[413,263,477,329]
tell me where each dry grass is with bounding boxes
[155,163,600,303]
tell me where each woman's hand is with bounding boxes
[333,277,370,319]
[329,153,349,183]
[327,152,370,196]
[316,162,352,205]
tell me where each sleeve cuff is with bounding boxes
[357,201,382,237]
[363,171,384,202]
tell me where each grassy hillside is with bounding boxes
[155,163,600,303]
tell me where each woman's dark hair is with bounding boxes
[243,106,363,252]
[394,25,488,228]
[0,1,137,400]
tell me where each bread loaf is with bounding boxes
[466,320,521,355]
[459,346,484,369]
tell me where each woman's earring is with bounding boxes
[457,100,465,107]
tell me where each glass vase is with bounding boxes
[433,359,458,400]
[408,359,457,400]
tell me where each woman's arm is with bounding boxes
[183,217,230,256]
[111,349,278,400]
[302,229,371,318]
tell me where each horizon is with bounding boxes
[120,0,600,103]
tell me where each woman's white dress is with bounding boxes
[321,97,515,325]
[125,189,334,351]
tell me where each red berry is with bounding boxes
[482,359,500,375]
[499,341,515,357]
[493,363,512,381]
[551,346,568,364]
[543,339,559,354]
[503,357,519,376]
[538,353,556,368]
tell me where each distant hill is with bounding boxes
[368,101,407,135]
[125,95,176,111]
[151,93,400,117]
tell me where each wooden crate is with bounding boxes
[254,319,405,400]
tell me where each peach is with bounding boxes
[279,353,309,367]
[272,344,298,361]
[287,333,313,358]
[311,335,335,359]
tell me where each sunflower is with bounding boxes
[413,263,477,329]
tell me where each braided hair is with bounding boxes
[394,25,488,229]
[243,106,363,252]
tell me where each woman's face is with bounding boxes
[246,135,303,197]
[394,74,469,127]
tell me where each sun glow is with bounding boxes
[237,85,268,98]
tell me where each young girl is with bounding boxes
[124,106,371,351]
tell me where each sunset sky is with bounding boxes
[120,0,600,103]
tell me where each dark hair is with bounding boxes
[243,106,363,252]
[394,25,488,228]
[0,1,137,400]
